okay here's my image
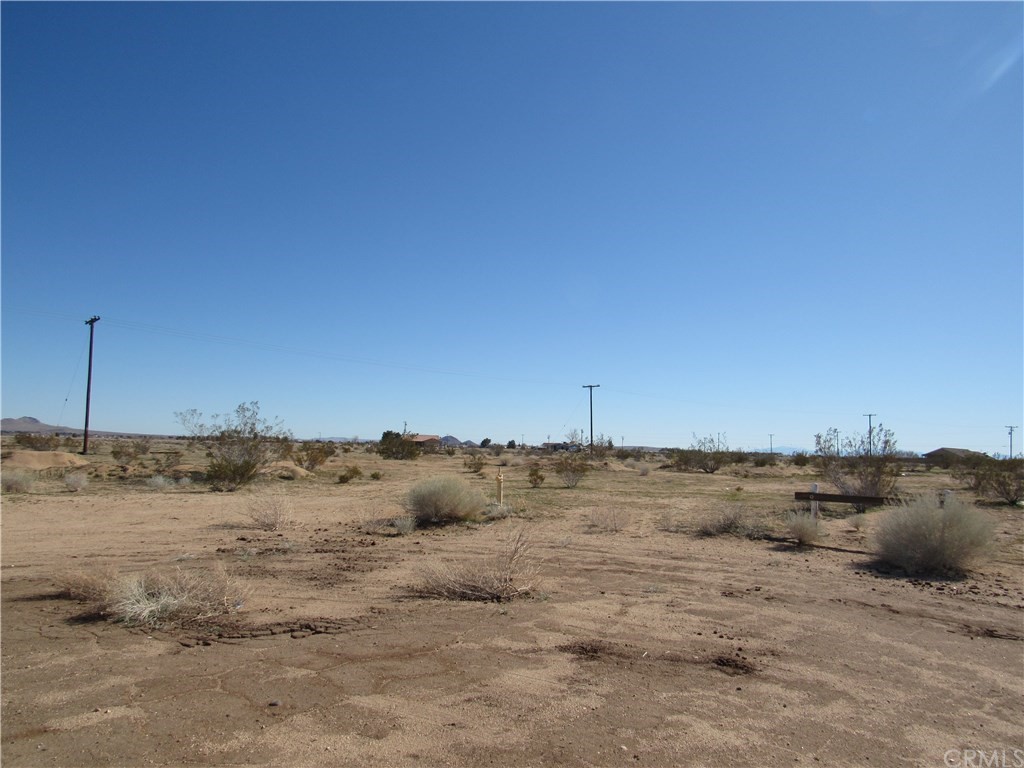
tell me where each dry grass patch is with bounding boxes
[416,529,539,602]
[586,507,628,533]
[784,510,822,546]
[2,470,34,493]
[244,494,294,531]
[58,563,249,628]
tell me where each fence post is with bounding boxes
[810,483,819,519]
[496,471,504,505]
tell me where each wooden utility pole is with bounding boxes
[582,384,600,453]
[82,316,100,454]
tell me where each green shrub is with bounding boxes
[464,454,486,473]
[985,461,1024,505]
[294,441,337,470]
[370,471,383,481]
[377,430,421,460]
[176,402,292,491]
[407,476,485,525]
[791,451,811,467]
[527,465,545,488]
[874,495,994,575]
[554,454,590,488]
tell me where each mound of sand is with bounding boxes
[263,461,312,480]
[1,451,91,471]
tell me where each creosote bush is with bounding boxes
[337,465,363,484]
[13,433,61,451]
[176,402,292,491]
[527,465,545,488]
[554,454,590,488]
[874,495,994,575]
[407,476,486,525]
[294,441,337,470]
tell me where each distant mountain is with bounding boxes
[2,417,68,434]
[439,435,462,447]
[1,417,157,438]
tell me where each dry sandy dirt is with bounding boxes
[2,445,1022,768]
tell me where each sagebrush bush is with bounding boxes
[784,511,821,546]
[874,495,993,575]
[407,476,485,525]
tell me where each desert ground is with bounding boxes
[2,440,1022,768]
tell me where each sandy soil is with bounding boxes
[2,448,1022,767]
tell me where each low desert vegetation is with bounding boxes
[64,473,89,492]
[244,494,293,531]
[145,474,175,490]
[416,529,539,602]
[464,453,486,473]
[847,513,868,532]
[407,476,485,525]
[784,510,822,546]
[873,495,994,575]
[337,465,363,484]
[586,507,628,533]
[176,401,292,491]
[952,458,1024,505]
[3,470,35,493]
[695,507,747,537]
[527,465,545,488]
[814,425,901,512]
[293,440,337,470]
[13,432,61,451]
[377,430,421,460]
[58,563,248,628]
[554,454,590,488]
[110,438,152,464]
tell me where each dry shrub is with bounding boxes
[407,476,485,525]
[874,495,993,575]
[848,513,868,531]
[245,494,294,531]
[58,564,248,628]
[696,507,747,537]
[2,470,34,493]
[392,515,417,535]
[145,474,175,490]
[784,511,821,546]
[587,508,628,533]
[64,473,89,492]
[417,529,538,602]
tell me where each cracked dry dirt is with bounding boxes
[2,453,1022,767]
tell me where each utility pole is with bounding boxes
[81,316,100,455]
[864,414,876,456]
[1008,426,1018,460]
[582,384,600,454]
[769,434,774,456]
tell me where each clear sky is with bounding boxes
[2,2,1022,454]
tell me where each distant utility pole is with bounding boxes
[81,316,100,455]
[582,384,600,453]
[769,434,774,456]
[864,414,876,456]
[1008,426,1018,460]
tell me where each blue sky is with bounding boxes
[2,2,1022,454]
